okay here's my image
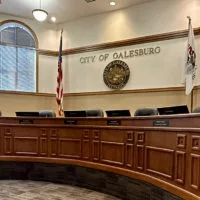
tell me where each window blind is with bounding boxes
[0,22,36,92]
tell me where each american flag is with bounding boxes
[56,30,63,116]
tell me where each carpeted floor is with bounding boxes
[0,180,120,200]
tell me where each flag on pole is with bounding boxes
[185,17,196,95]
[56,30,63,116]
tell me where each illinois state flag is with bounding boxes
[56,30,63,116]
[185,19,196,95]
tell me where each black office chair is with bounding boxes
[134,108,158,116]
[192,107,200,113]
[85,109,104,117]
[39,110,56,117]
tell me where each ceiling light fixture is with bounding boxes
[110,1,116,6]
[51,16,56,22]
[32,0,48,22]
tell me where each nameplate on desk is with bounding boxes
[64,120,77,125]
[19,119,33,124]
[153,119,169,127]
[107,120,121,126]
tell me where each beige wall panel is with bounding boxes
[63,90,192,115]
[0,93,56,117]
[192,88,200,111]
[38,55,58,93]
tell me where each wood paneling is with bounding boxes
[49,138,57,157]
[40,137,48,156]
[0,117,199,199]
[175,151,186,184]
[92,140,100,161]
[125,131,134,168]
[191,136,200,151]
[146,146,174,180]
[190,154,200,190]
[3,128,13,155]
[177,134,187,149]
[82,129,91,160]
[14,137,38,156]
[40,129,48,156]
[136,132,145,144]
[92,129,100,161]
[136,145,144,171]
[126,131,134,143]
[100,141,124,166]
[49,129,58,157]
[58,138,82,158]
[125,144,134,168]
[3,136,13,155]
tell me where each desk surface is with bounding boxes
[0,113,200,127]
[0,114,200,200]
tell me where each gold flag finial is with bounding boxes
[187,16,191,23]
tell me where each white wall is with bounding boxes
[60,0,200,49]
[61,0,200,93]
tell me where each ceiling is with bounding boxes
[0,0,154,23]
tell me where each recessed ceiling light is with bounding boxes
[110,1,116,6]
[51,16,56,22]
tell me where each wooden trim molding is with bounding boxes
[0,85,200,97]
[64,85,200,97]
[64,86,186,97]
[37,49,58,56]
[38,27,200,56]
[0,90,55,97]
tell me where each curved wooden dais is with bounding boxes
[0,114,200,200]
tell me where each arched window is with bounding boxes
[0,21,37,92]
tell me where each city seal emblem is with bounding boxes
[103,60,130,90]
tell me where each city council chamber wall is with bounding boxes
[61,0,200,113]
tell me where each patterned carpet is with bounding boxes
[0,180,120,200]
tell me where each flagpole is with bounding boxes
[187,16,194,112]
[191,89,194,112]
[56,29,64,116]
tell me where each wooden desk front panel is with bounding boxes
[0,124,200,199]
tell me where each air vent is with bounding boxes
[85,0,95,3]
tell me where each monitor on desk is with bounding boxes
[64,110,87,117]
[16,111,40,117]
[106,110,131,117]
[157,105,189,115]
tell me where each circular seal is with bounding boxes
[103,60,130,89]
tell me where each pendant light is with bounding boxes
[32,0,48,22]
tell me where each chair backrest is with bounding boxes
[134,108,158,116]
[39,110,56,117]
[193,107,200,113]
[85,109,104,117]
